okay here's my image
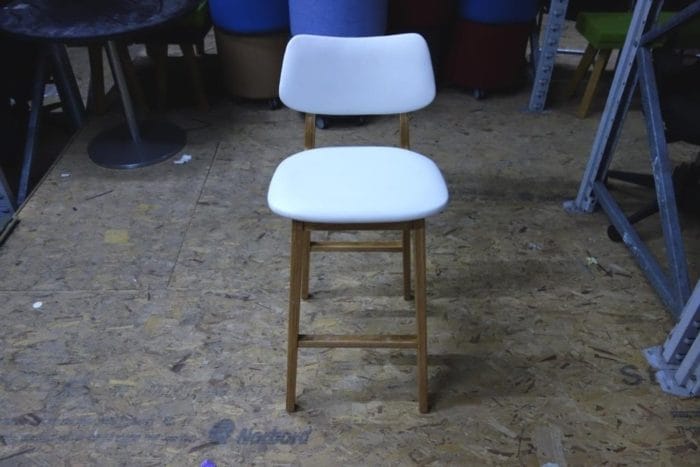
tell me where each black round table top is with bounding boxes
[0,0,200,43]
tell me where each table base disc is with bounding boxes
[88,120,186,169]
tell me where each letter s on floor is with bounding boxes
[620,364,644,385]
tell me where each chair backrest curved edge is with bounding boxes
[279,33,436,116]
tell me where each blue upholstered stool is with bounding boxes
[209,0,289,34]
[289,0,388,37]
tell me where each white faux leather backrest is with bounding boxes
[279,33,436,116]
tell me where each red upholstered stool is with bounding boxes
[387,0,457,83]
[388,0,455,30]
[444,18,532,97]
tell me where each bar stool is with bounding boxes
[565,12,633,118]
[565,11,700,117]
[267,33,449,413]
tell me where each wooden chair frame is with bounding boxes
[285,113,430,413]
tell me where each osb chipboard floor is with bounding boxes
[1,85,699,466]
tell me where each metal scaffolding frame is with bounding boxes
[563,0,700,397]
[566,0,700,317]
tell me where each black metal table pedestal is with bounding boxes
[88,40,186,169]
[0,0,200,189]
[88,120,186,169]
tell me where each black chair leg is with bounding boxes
[606,155,700,242]
[607,201,659,242]
[606,170,656,189]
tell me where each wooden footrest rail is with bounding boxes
[298,334,418,348]
[310,241,403,252]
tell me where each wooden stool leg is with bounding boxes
[577,48,611,118]
[413,220,428,413]
[87,44,106,114]
[179,43,209,112]
[146,43,168,110]
[402,227,412,300]
[286,220,304,413]
[564,44,597,99]
[301,230,311,299]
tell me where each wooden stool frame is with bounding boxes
[565,43,614,118]
[285,113,430,413]
[86,41,208,115]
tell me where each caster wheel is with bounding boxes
[315,115,329,129]
[472,88,486,100]
[607,225,623,243]
[268,97,282,110]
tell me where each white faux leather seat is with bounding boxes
[267,33,448,413]
[268,146,447,223]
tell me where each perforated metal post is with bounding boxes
[528,0,570,112]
